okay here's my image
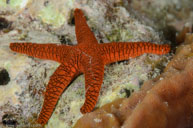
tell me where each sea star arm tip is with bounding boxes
[9,42,72,62]
[37,63,79,125]
[99,42,171,64]
[80,60,104,113]
[74,8,98,44]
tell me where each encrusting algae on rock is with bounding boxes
[74,33,193,128]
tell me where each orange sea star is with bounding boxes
[9,8,170,125]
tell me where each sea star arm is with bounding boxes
[80,60,104,113]
[9,42,71,62]
[99,42,170,64]
[37,63,79,125]
[74,8,98,44]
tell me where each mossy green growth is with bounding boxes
[38,4,66,28]
[106,28,133,42]
[0,0,29,8]
[0,0,6,7]
[99,82,139,107]
[145,56,168,71]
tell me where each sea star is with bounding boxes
[9,8,170,125]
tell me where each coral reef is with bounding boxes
[175,23,192,44]
[0,0,192,128]
[127,0,193,44]
[74,33,193,128]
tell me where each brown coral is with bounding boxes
[73,34,193,128]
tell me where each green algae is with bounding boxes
[0,0,6,7]
[38,5,66,28]
[106,28,133,42]
[0,0,29,8]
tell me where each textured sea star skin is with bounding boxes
[9,8,170,125]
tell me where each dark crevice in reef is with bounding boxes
[2,114,18,127]
[68,9,75,26]
[122,88,135,98]
[0,17,12,31]
[0,69,10,85]
[57,35,73,45]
